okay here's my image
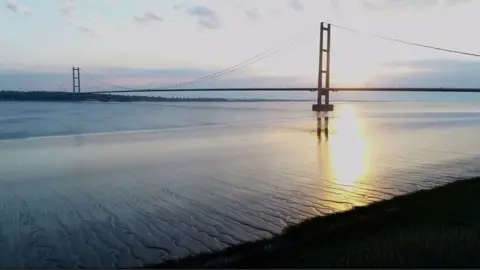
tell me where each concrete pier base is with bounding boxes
[312,104,334,112]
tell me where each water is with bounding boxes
[1,99,480,268]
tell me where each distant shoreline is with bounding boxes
[0,90,229,103]
[3,90,467,103]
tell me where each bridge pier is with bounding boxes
[312,103,334,112]
[312,22,334,112]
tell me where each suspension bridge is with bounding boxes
[70,22,480,112]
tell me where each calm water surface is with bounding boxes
[1,100,480,268]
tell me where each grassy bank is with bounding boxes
[150,178,480,268]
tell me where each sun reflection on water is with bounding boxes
[328,105,369,188]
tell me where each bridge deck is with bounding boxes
[86,87,480,94]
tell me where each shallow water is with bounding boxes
[1,100,480,268]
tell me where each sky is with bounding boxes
[1,0,480,93]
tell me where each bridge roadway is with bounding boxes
[86,87,480,94]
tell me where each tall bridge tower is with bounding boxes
[72,67,81,94]
[312,22,334,112]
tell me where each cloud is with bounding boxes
[134,12,163,24]
[362,0,436,9]
[65,20,97,37]
[0,71,69,91]
[444,0,472,5]
[173,3,187,10]
[244,7,261,21]
[374,59,480,88]
[187,6,221,29]
[59,0,77,15]
[6,0,31,14]
[287,0,304,11]
[75,25,97,38]
[360,0,471,10]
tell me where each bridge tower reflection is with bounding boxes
[316,115,330,142]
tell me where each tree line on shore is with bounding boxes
[0,91,228,102]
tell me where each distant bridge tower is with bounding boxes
[312,22,334,112]
[72,67,81,94]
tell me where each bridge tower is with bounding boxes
[72,67,81,94]
[312,22,334,112]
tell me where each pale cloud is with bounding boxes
[361,0,436,10]
[287,0,304,11]
[6,0,31,14]
[75,25,97,38]
[361,0,472,10]
[173,3,187,10]
[59,0,77,15]
[244,7,260,21]
[187,6,221,29]
[374,59,480,88]
[134,12,163,24]
[444,0,472,5]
